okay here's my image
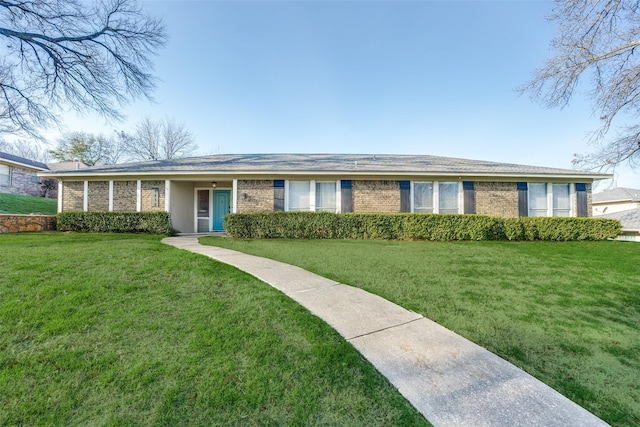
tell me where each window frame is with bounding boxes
[284,179,340,213]
[528,182,574,217]
[410,180,462,214]
[0,164,11,187]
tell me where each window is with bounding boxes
[315,181,336,212]
[528,183,548,216]
[439,182,459,214]
[288,181,311,211]
[552,184,571,217]
[414,182,434,213]
[413,181,459,214]
[0,164,10,186]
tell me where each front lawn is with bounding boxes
[200,237,639,427]
[0,234,427,426]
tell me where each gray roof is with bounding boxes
[593,187,640,203]
[600,208,640,231]
[39,153,611,179]
[0,151,48,170]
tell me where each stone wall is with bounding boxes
[141,180,166,211]
[88,181,109,211]
[62,181,84,211]
[113,181,137,211]
[353,180,400,213]
[237,180,274,212]
[0,164,47,197]
[1,214,56,233]
[475,182,519,218]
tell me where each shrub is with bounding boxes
[57,211,175,235]
[225,212,621,241]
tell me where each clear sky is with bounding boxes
[51,0,639,188]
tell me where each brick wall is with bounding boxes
[88,181,109,211]
[475,182,519,218]
[1,214,56,232]
[141,180,165,211]
[353,180,400,213]
[62,181,84,211]
[113,181,137,211]
[237,180,274,212]
[0,164,43,197]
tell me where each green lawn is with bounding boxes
[0,233,427,426]
[0,193,57,214]
[200,237,640,427]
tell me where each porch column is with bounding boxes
[136,180,142,212]
[165,180,171,212]
[232,179,238,213]
[108,181,114,211]
[83,181,88,211]
[57,181,63,212]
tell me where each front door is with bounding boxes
[213,190,230,231]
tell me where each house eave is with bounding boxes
[3,159,48,171]
[38,169,612,181]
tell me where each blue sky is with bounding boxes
[53,0,639,188]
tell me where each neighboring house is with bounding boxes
[599,208,640,242]
[39,153,610,233]
[592,187,640,215]
[0,151,49,197]
[0,151,90,199]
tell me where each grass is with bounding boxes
[0,233,428,426]
[200,237,640,427]
[0,193,57,214]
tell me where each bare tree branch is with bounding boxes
[0,0,167,140]
[521,0,640,170]
[123,117,197,161]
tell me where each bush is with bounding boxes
[224,212,621,241]
[57,211,175,235]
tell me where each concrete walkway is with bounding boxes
[162,236,609,427]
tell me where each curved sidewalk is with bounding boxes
[162,236,608,427]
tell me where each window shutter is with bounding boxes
[399,181,411,212]
[575,183,588,217]
[463,181,475,214]
[274,180,284,211]
[340,180,353,213]
[517,182,528,217]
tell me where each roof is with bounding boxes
[46,161,91,171]
[593,187,640,204]
[0,151,48,170]
[38,153,611,180]
[600,208,640,232]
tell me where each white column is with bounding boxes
[433,181,440,214]
[570,183,576,217]
[232,179,238,213]
[547,182,553,217]
[165,180,171,212]
[458,180,464,214]
[136,180,142,212]
[335,180,341,213]
[83,181,88,211]
[108,181,114,211]
[57,181,63,212]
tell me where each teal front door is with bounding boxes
[213,190,230,231]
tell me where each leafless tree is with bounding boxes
[0,0,167,140]
[521,0,640,171]
[0,138,50,163]
[124,117,197,161]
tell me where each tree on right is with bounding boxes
[522,0,640,172]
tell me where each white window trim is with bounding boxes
[0,164,11,186]
[232,179,238,213]
[410,180,462,214]
[285,179,339,212]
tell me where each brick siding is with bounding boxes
[62,181,84,211]
[87,181,109,211]
[113,181,137,211]
[0,164,47,197]
[353,180,400,213]
[475,182,519,218]
[141,180,166,211]
[237,180,274,212]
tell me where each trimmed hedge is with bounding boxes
[57,211,175,235]
[224,212,621,241]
